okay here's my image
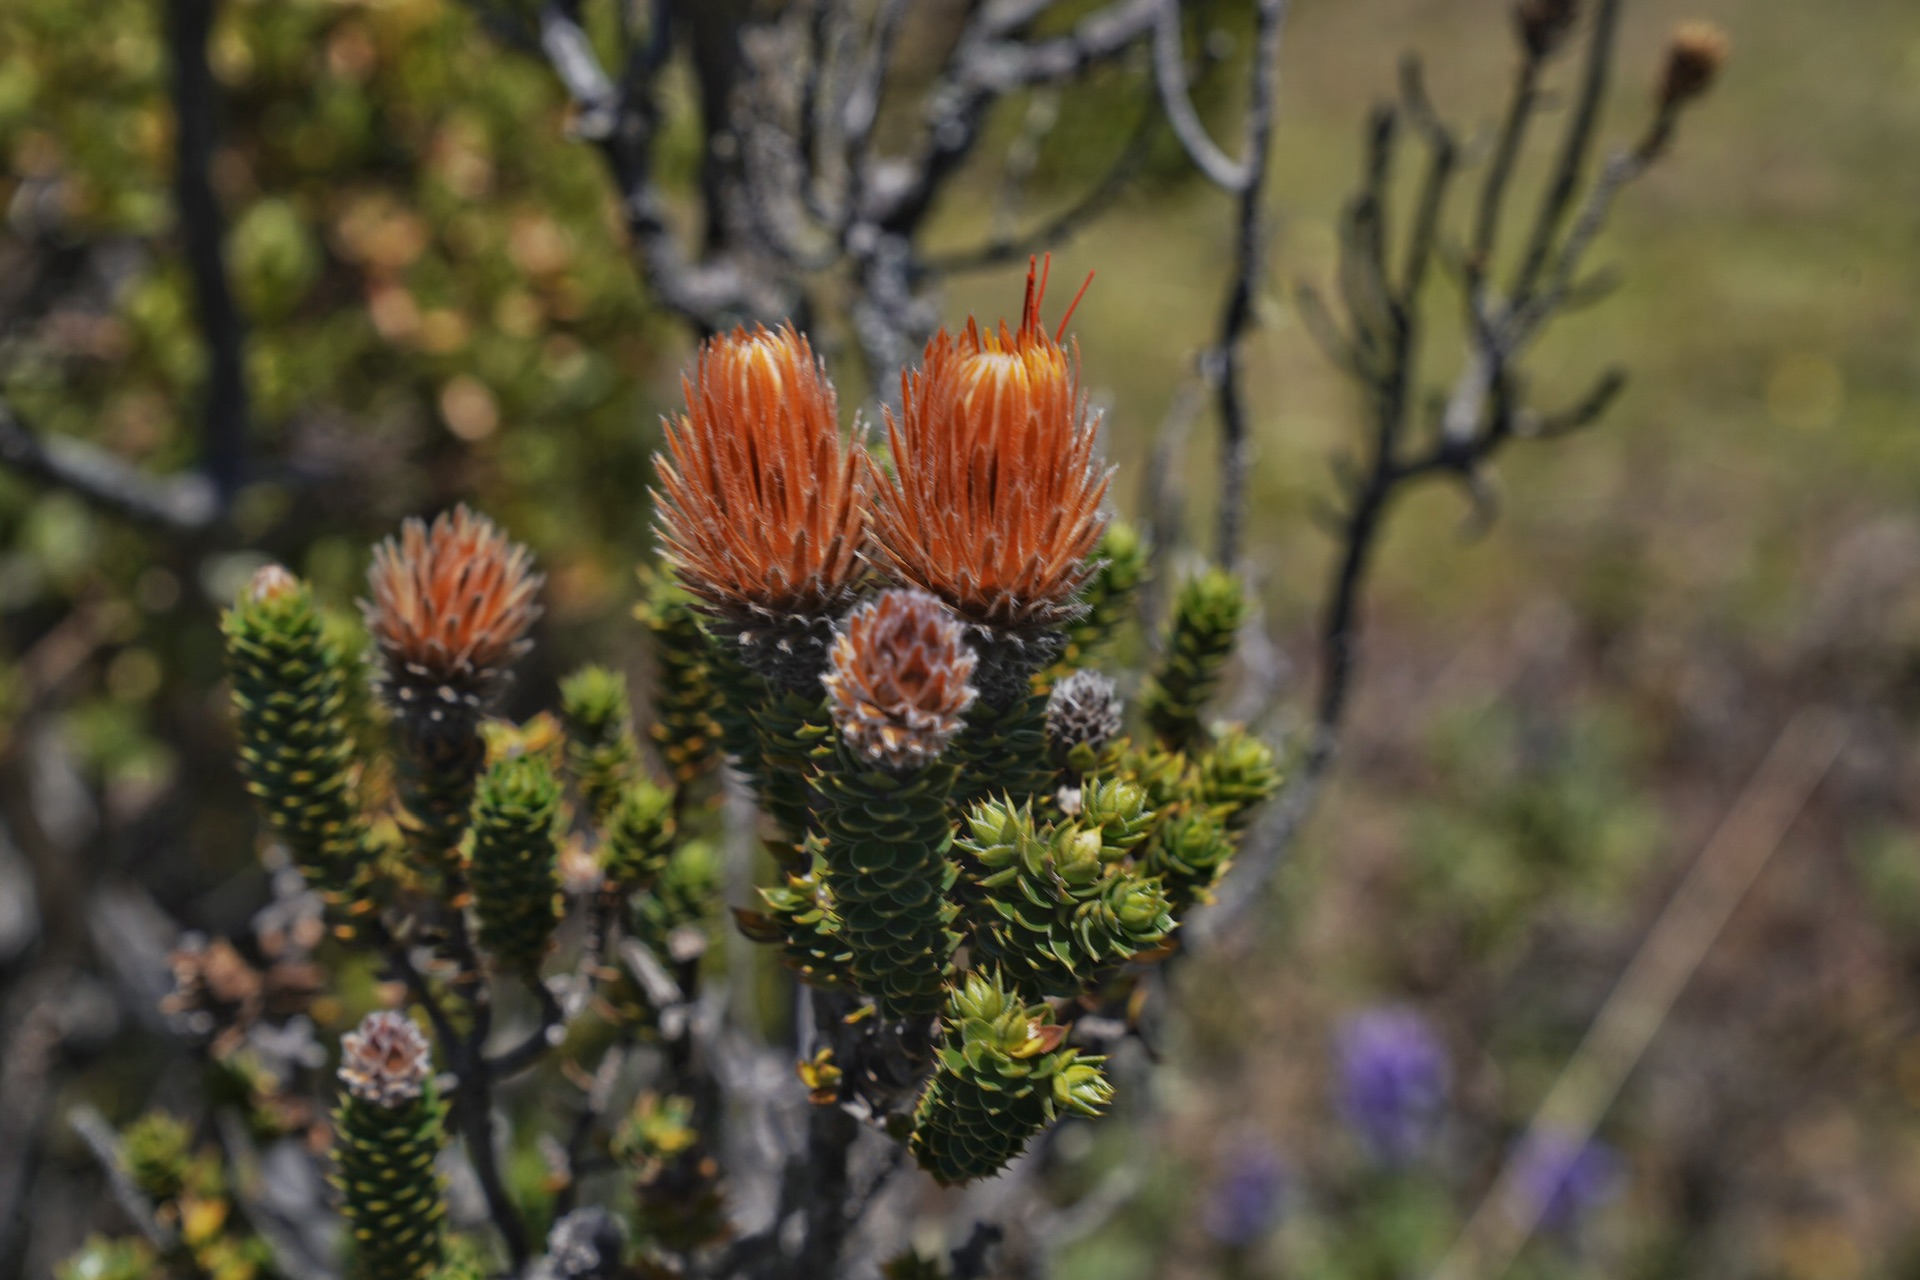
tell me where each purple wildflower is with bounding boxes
[1509,1130,1623,1234]
[1333,1007,1450,1166]
[1200,1139,1290,1248]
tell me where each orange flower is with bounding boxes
[871,259,1110,645]
[364,505,542,720]
[824,589,978,771]
[652,325,868,635]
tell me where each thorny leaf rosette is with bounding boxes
[909,970,1111,1184]
[870,260,1111,705]
[651,324,870,691]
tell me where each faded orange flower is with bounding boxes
[824,589,978,771]
[339,1010,433,1107]
[870,259,1109,691]
[364,505,542,730]
[652,325,868,680]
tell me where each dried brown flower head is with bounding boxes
[339,1010,433,1107]
[1046,669,1123,764]
[871,259,1110,672]
[824,589,978,771]
[1660,21,1729,107]
[652,325,868,677]
[364,506,542,728]
[162,933,325,1060]
[162,935,262,1056]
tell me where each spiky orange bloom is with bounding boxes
[871,259,1110,644]
[824,589,978,771]
[363,505,543,721]
[653,325,868,637]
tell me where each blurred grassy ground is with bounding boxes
[941,2,1920,1276]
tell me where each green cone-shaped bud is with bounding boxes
[559,666,641,826]
[1051,520,1147,678]
[333,1012,447,1280]
[603,778,676,894]
[1142,805,1238,912]
[223,565,376,907]
[738,858,852,990]
[909,971,1111,1184]
[641,578,720,787]
[632,840,721,950]
[1195,725,1281,830]
[1139,569,1247,753]
[469,754,563,977]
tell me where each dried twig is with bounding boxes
[1221,1,1692,916]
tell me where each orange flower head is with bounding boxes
[652,325,868,681]
[339,1010,433,1108]
[824,589,978,772]
[871,258,1110,691]
[363,505,543,728]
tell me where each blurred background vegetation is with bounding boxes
[3,0,1918,1276]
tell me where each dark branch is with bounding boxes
[0,396,220,532]
[1509,0,1622,300]
[165,0,249,505]
[484,978,565,1079]
[1208,0,1290,571]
